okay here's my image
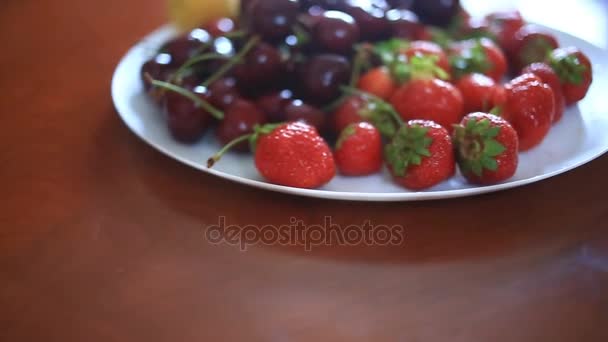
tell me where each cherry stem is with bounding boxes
[349,46,367,87]
[144,73,224,120]
[172,53,230,82]
[201,35,260,87]
[207,133,252,168]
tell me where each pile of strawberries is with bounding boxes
[144,4,594,190]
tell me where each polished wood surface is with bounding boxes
[1,1,607,341]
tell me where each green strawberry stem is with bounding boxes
[172,53,230,82]
[449,39,491,79]
[453,118,505,177]
[340,86,404,126]
[548,52,587,85]
[201,35,260,87]
[207,134,252,168]
[144,73,224,120]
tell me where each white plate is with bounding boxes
[112,24,608,202]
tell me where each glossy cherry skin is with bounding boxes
[208,77,241,110]
[314,10,360,54]
[298,54,352,104]
[284,99,328,132]
[163,89,213,144]
[251,0,300,41]
[216,99,268,152]
[256,89,294,122]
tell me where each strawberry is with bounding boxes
[453,113,519,185]
[503,73,555,151]
[333,91,403,138]
[547,47,593,105]
[357,66,398,100]
[385,120,455,190]
[335,122,383,176]
[510,25,559,71]
[485,10,526,54]
[456,73,506,115]
[208,122,336,189]
[390,56,464,131]
[522,62,566,123]
[449,38,507,82]
[404,41,452,77]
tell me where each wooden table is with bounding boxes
[2,0,607,341]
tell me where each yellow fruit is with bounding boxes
[168,0,239,31]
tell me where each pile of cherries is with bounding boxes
[140,0,464,145]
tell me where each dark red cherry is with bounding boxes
[256,89,294,122]
[163,89,213,143]
[299,54,351,104]
[251,0,300,41]
[208,77,241,110]
[386,8,423,40]
[284,99,327,131]
[234,42,283,90]
[343,0,391,41]
[160,28,212,66]
[411,0,460,27]
[216,100,268,151]
[204,17,237,37]
[314,11,360,54]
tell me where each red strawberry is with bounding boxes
[522,62,566,123]
[456,73,506,115]
[485,10,526,54]
[357,66,398,100]
[453,113,519,185]
[390,56,464,131]
[449,38,507,82]
[510,25,559,71]
[385,120,455,190]
[547,47,593,105]
[404,41,452,77]
[208,122,336,189]
[504,73,555,151]
[335,122,383,176]
[333,95,369,133]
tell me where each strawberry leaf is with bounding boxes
[384,124,432,177]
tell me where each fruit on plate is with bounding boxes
[385,120,455,190]
[503,73,555,151]
[390,56,464,131]
[168,0,239,31]
[521,62,565,123]
[335,122,383,176]
[510,25,559,71]
[208,122,336,189]
[140,0,594,191]
[453,113,519,185]
[357,66,398,100]
[449,37,507,82]
[547,47,593,106]
[456,73,506,115]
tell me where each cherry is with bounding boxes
[284,99,327,131]
[234,42,284,91]
[251,0,300,41]
[256,89,294,122]
[411,0,460,27]
[160,28,212,66]
[216,100,268,151]
[314,11,360,54]
[386,8,423,40]
[208,77,241,110]
[343,0,391,41]
[299,54,351,104]
[163,88,213,144]
[301,0,346,10]
[204,17,237,37]
[141,53,175,102]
